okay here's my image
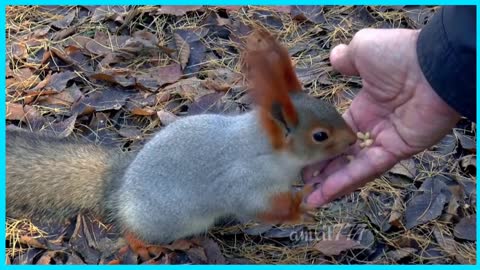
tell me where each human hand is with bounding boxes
[303,29,461,207]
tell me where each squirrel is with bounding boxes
[6,29,357,249]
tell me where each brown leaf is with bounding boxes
[45,71,78,92]
[155,5,203,16]
[314,236,363,256]
[136,64,183,91]
[36,252,53,265]
[51,25,77,41]
[389,159,417,179]
[85,39,112,56]
[6,103,25,120]
[291,6,325,23]
[19,236,47,249]
[130,107,156,116]
[388,195,404,228]
[117,127,143,139]
[454,215,476,241]
[379,247,417,263]
[198,238,226,264]
[79,88,133,112]
[157,110,178,126]
[164,78,213,100]
[90,70,136,88]
[51,10,76,29]
[11,42,28,59]
[91,6,129,23]
[460,154,476,172]
[174,33,190,70]
[11,68,39,90]
[173,29,207,74]
[185,247,208,264]
[405,178,450,229]
[48,113,78,138]
[165,239,195,251]
[433,226,471,264]
[33,26,51,38]
[454,129,476,151]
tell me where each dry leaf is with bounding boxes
[157,110,178,126]
[454,215,476,241]
[389,159,417,179]
[6,103,25,120]
[51,10,76,29]
[314,237,363,256]
[155,6,203,16]
[174,33,190,70]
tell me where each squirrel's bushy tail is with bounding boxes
[6,129,133,221]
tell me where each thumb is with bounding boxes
[330,44,359,76]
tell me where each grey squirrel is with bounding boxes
[6,29,356,252]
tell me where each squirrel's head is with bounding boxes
[272,92,357,163]
[244,28,356,163]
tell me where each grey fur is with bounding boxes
[7,92,355,244]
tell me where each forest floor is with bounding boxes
[5,5,476,265]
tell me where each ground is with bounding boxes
[5,5,477,265]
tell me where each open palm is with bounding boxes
[304,29,460,206]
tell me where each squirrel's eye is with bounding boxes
[312,131,329,143]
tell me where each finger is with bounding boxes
[330,44,359,76]
[306,147,397,207]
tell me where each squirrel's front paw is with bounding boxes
[257,184,317,224]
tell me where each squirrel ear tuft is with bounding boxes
[244,28,302,149]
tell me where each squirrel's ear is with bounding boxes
[244,28,302,149]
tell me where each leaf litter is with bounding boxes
[6,5,476,265]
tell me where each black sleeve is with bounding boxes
[416,5,476,122]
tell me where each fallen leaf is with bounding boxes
[165,239,195,251]
[173,29,207,74]
[45,71,78,92]
[435,134,457,155]
[155,5,203,16]
[6,103,25,120]
[91,6,129,23]
[379,247,417,263]
[198,238,226,264]
[405,178,450,229]
[157,110,178,126]
[72,88,132,114]
[19,236,47,249]
[388,195,404,228]
[51,25,78,41]
[10,42,28,59]
[36,252,53,264]
[187,92,225,115]
[90,70,136,88]
[291,5,326,23]
[136,64,183,91]
[51,10,76,29]
[454,215,476,241]
[47,113,78,138]
[433,226,471,264]
[264,225,304,239]
[117,127,143,139]
[174,33,190,70]
[13,249,45,264]
[389,159,417,179]
[314,236,363,256]
[241,224,273,236]
[130,107,156,116]
[454,129,476,151]
[163,77,214,100]
[185,247,208,264]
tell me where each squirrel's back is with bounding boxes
[6,129,133,220]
